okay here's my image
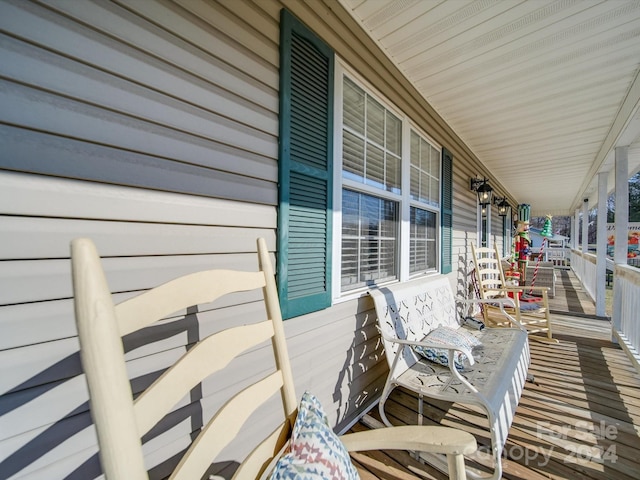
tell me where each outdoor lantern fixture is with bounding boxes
[470,177,493,206]
[494,196,510,217]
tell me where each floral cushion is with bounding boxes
[414,326,482,370]
[270,391,360,480]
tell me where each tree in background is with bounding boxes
[530,172,640,246]
[607,171,640,223]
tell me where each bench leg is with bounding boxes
[378,380,395,428]
[485,411,504,480]
[447,453,467,480]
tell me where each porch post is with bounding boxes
[613,146,629,336]
[596,172,608,317]
[573,208,580,250]
[614,146,629,264]
[581,198,589,253]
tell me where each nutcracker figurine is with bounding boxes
[515,204,532,282]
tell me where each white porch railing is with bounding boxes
[545,246,569,266]
[571,248,640,372]
[612,264,640,372]
[570,249,596,301]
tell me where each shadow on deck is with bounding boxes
[548,268,598,317]
[351,269,640,480]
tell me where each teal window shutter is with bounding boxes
[441,148,453,274]
[278,10,334,319]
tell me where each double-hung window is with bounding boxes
[409,131,440,275]
[340,76,402,292]
[278,9,452,318]
[336,68,441,295]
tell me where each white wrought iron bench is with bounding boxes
[71,238,476,480]
[370,276,530,480]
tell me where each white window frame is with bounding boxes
[503,214,513,257]
[332,60,442,301]
[477,203,492,248]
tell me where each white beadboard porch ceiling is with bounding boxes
[339,0,640,216]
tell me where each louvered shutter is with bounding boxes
[441,148,453,274]
[277,10,334,319]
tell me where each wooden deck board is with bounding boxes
[352,269,640,480]
[548,268,598,316]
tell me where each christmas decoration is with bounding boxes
[529,215,553,296]
[540,215,553,238]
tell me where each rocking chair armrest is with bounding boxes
[458,297,525,331]
[460,296,516,308]
[340,425,477,456]
[522,285,550,293]
[496,286,524,293]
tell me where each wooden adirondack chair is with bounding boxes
[471,243,555,342]
[71,237,476,480]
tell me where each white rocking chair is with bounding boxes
[71,237,476,479]
[471,243,555,343]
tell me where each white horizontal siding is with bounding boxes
[0,172,276,227]
[0,0,285,476]
[0,0,278,204]
[0,254,264,305]
[0,0,277,113]
[2,217,276,260]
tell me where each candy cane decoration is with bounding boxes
[528,236,547,294]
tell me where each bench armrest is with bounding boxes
[381,336,475,365]
[383,331,494,404]
[340,425,476,455]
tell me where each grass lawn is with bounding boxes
[605,285,613,317]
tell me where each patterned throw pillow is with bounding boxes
[414,326,482,370]
[270,391,360,480]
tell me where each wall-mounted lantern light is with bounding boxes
[470,177,493,206]
[493,196,510,217]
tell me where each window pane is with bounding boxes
[367,97,385,147]
[410,206,437,274]
[420,171,430,204]
[342,189,360,236]
[430,145,440,177]
[386,153,401,194]
[366,143,385,189]
[342,189,398,291]
[341,238,358,289]
[429,144,440,207]
[343,78,365,135]
[410,133,420,199]
[410,130,440,208]
[410,131,420,167]
[342,76,402,194]
[410,164,420,199]
[343,131,365,182]
[386,111,402,156]
[430,176,440,207]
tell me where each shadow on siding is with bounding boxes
[0,309,202,480]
